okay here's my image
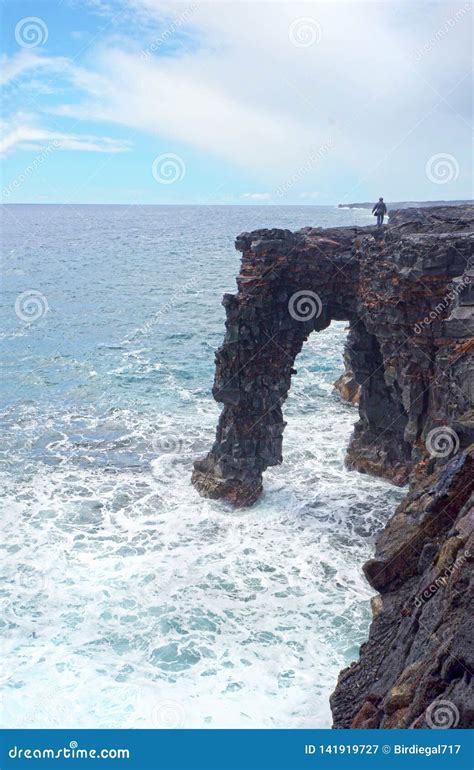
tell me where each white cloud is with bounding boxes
[299,192,321,199]
[0,51,69,86]
[0,123,132,156]
[1,52,133,160]
[242,192,273,200]
[3,1,471,200]
[48,0,471,198]
[53,47,317,178]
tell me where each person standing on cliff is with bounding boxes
[372,197,387,227]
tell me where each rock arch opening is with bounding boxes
[190,206,474,730]
[192,217,473,506]
[192,226,394,505]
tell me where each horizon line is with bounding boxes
[2,199,473,207]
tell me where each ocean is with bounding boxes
[1,204,404,729]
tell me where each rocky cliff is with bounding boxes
[192,205,474,728]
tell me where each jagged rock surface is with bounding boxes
[192,205,474,728]
[193,206,473,500]
[334,346,361,405]
[332,460,473,729]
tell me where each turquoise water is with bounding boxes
[1,204,403,728]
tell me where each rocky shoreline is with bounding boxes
[192,205,473,728]
[338,200,472,210]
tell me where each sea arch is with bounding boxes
[192,225,412,505]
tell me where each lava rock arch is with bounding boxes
[192,210,473,507]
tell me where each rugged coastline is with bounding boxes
[339,200,472,211]
[192,205,474,728]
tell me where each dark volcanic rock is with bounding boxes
[388,204,474,234]
[191,204,474,727]
[331,460,473,729]
[192,206,473,501]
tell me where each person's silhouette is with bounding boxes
[372,197,387,227]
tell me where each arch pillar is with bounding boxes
[192,227,360,505]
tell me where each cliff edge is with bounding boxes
[192,205,474,728]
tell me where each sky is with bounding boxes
[0,0,472,204]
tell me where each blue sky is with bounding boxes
[1,0,472,204]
